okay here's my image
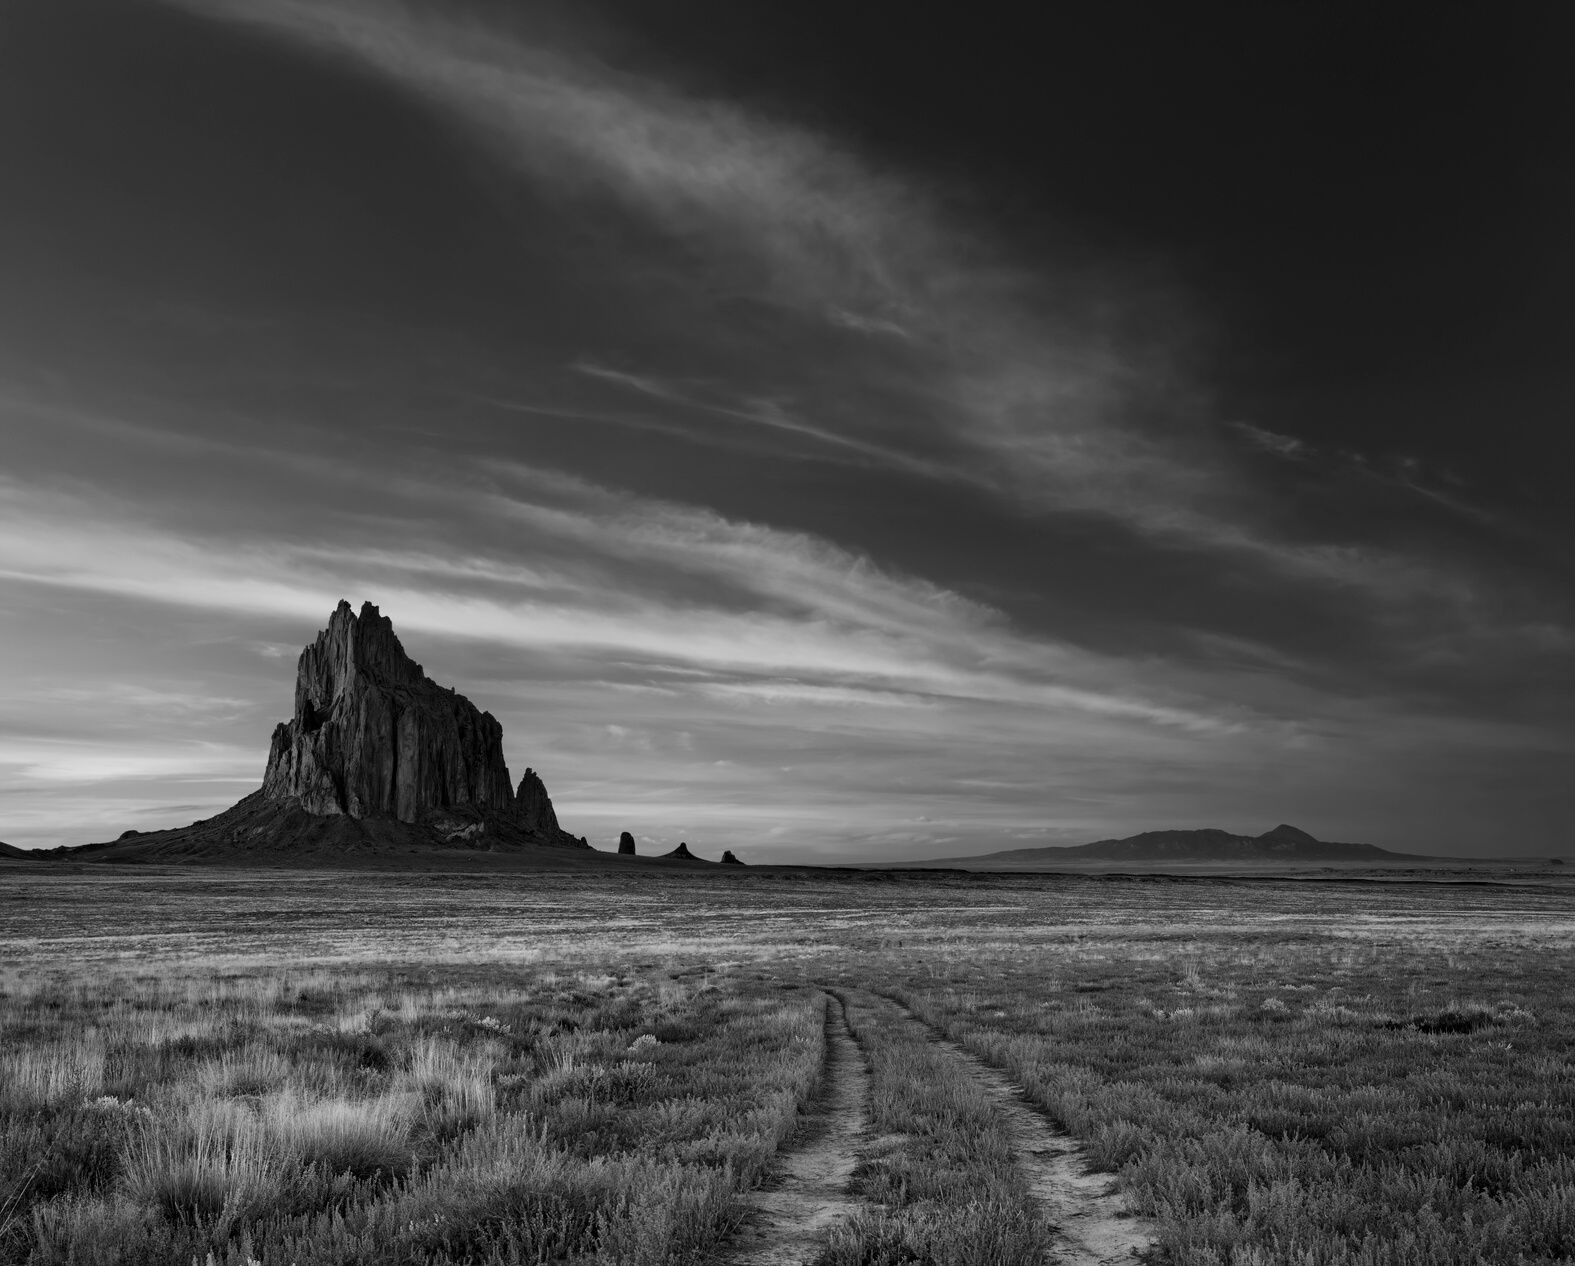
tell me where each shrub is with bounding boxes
[121,1105,288,1228]
[265,1090,414,1179]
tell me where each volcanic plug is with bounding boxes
[53,601,588,860]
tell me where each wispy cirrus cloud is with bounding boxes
[160,0,1558,636]
[0,463,1240,735]
[161,0,1202,524]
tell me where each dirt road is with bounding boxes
[727,992,869,1266]
[892,1000,1155,1265]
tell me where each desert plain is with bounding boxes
[2,861,1572,1266]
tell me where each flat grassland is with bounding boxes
[2,866,1571,1265]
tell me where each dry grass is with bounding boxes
[818,989,1046,1266]
[888,935,1575,1265]
[3,866,1572,1264]
[2,1036,107,1109]
[1,960,824,1264]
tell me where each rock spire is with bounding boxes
[514,768,561,835]
[258,601,582,846]
[262,601,516,821]
[42,601,593,861]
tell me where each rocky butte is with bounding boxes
[53,601,590,863]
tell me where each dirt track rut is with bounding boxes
[727,992,869,1266]
[895,1001,1156,1266]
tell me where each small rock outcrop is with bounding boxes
[720,850,743,865]
[618,831,637,855]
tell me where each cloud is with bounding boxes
[0,738,256,785]
[0,466,1240,735]
[1233,422,1307,459]
[158,0,1206,526]
[570,362,964,481]
[159,0,1561,641]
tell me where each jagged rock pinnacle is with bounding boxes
[514,768,560,835]
[262,601,516,822]
[48,602,591,861]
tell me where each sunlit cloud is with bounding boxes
[0,469,1241,734]
[0,739,257,785]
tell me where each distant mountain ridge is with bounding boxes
[916,824,1430,867]
[0,841,40,861]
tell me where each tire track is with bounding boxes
[727,991,869,1265]
[891,1000,1156,1266]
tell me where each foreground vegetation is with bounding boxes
[0,964,822,1264]
[3,867,1571,1264]
[893,936,1575,1265]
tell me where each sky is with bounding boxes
[1,0,1572,860]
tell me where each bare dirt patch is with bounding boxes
[728,992,869,1265]
[894,1001,1156,1266]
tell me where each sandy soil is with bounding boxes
[727,992,869,1266]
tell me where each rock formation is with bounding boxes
[618,831,637,855]
[251,601,584,846]
[664,842,697,860]
[514,768,562,836]
[263,601,516,822]
[720,850,743,865]
[51,600,589,862]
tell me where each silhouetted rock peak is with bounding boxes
[42,602,592,862]
[263,601,515,822]
[1258,824,1319,844]
[665,842,696,860]
[514,768,560,835]
[618,831,637,855]
[720,850,743,865]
